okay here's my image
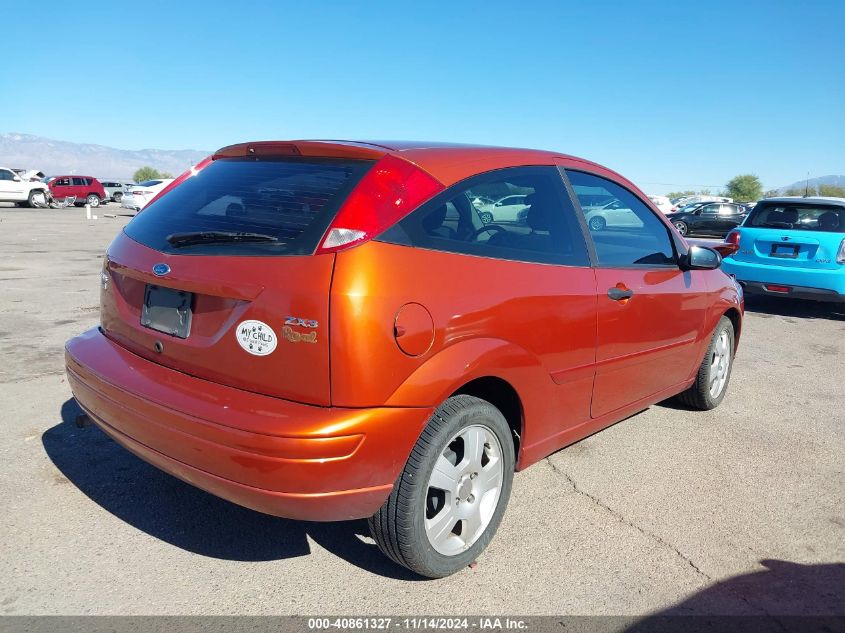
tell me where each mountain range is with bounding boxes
[1,132,842,192]
[0,133,210,180]
[777,175,845,193]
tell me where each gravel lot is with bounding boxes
[1,203,843,616]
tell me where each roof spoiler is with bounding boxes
[213,140,387,161]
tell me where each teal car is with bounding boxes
[721,197,845,303]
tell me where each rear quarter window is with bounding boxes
[124,157,373,256]
[379,166,590,267]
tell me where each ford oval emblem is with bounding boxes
[152,263,170,276]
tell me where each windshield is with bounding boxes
[747,202,845,233]
[124,157,373,256]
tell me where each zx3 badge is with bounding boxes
[285,316,318,328]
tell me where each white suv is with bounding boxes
[0,167,50,206]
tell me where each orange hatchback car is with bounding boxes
[66,140,743,577]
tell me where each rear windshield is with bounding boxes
[124,157,373,256]
[137,180,162,187]
[746,202,845,233]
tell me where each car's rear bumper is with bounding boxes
[737,281,844,303]
[65,328,433,521]
[722,258,845,302]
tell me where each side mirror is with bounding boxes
[681,245,722,270]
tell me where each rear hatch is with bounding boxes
[101,152,376,405]
[731,201,845,270]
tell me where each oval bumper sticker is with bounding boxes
[235,320,277,356]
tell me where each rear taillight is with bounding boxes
[725,231,740,252]
[315,154,444,255]
[764,284,790,293]
[133,190,153,196]
[837,238,845,264]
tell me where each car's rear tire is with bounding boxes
[86,194,101,208]
[479,211,493,224]
[589,215,606,231]
[678,316,734,410]
[369,395,514,578]
[113,192,123,202]
[673,220,689,236]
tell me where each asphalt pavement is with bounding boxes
[1,204,842,616]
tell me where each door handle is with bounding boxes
[607,286,634,301]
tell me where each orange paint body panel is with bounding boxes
[330,241,597,469]
[66,328,432,520]
[102,232,335,404]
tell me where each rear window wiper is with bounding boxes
[166,231,280,247]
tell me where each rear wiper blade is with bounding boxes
[166,231,279,247]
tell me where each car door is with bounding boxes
[696,203,721,232]
[0,169,23,200]
[71,177,87,199]
[566,169,708,419]
[51,177,72,200]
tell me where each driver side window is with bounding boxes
[567,170,676,267]
[379,166,589,266]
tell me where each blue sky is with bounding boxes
[1,0,842,193]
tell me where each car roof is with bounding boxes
[760,196,845,206]
[214,139,650,200]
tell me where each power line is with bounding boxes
[637,182,724,188]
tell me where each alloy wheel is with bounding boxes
[708,330,731,398]
[424,424,504,556]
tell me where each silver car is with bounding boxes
[100,181,135,203]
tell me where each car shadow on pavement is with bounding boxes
[42,399,423,581]
[624,559,845,626]
[743,295,845,321]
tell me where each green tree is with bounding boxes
[817,184,845,197]
[724,174,763,202]
[133,166,173,182]
[667,190,695,200]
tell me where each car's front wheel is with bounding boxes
[369,395,514,578]
[27,190,47,208]
[678,315,735,410]
[673,220,689,236]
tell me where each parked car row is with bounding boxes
[0,169,145,208]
